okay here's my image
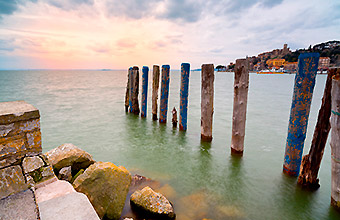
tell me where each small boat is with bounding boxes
[257,69,285,74]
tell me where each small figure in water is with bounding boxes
[172,107,178,128]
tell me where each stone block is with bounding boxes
[0,189,39,220]
[22,156,44,174]
[0,135,26,168]
[0,157,18,169]
[41,165,55,180]
[0,101,40,125]
[0,165,28,199]
[26,130,42,153]
[0,119,40,138]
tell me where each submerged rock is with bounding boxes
[45,143,95,173]
[131,174,152,187]
[130,186,175,220]
[73,161,131,220]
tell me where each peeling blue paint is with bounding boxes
[159,65,170,123]
[283,53,320,176]
[141,66,149,118]
[128,67,133,113]
[179,63,190,131]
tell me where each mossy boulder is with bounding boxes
[130,186,175,219]
[45,143,95,173]
[73,161,131,220]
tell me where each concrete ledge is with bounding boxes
[0,189,39,220]
[35,179,74,203]
[38,191,100,220]
[36,180,100,220]
[0,101,40,125]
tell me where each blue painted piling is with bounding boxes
[125,68,130,112]
[141,66,149,118]
[159,65,170,123]
[283,53,320,176]
[179,63,190,131]
[128,67,133,113]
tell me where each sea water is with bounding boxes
[0,70,339,219]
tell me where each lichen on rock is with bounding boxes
[130,186,175,219]
[73,161,131,220]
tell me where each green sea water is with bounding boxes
[0,70,339,219]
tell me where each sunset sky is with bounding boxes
[0,0,339,69]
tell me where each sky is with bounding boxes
[0,0,339,70]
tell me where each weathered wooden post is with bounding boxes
[230,59,249,155]
[141,66,149,118]
[201,64,214,142]
[128,67,133,113]
[159,65,170,123]
[172,107,178,128]
[152,65,160,120]
[125,68,131,112]
[331,74,340,211]
[130,66,140,115]
[179,63,190,131]
[298,68,339,189]
[283,53,319,176]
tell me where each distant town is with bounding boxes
[217,40,340,73]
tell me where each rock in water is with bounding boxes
[73,162,131,220]
[130,186,175,219]
[45,143,95,172]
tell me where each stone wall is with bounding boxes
[0,101,54,199]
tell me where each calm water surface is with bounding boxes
[0,70,339,220]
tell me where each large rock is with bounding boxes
[73,161,131,220]
[22,155,44,174]
[130,186,175,219]
[45,143,95,172]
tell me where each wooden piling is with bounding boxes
[141,66,149,118]
[125,68,131,112]
[179,63,190,131]
[230,59,249,155]
[283,53,319,177]
[331,74,340,211]
[130,66,140,115]
[128,67,133,113]
[159,65,170,123]
[201,64,214,142]
[152,65,160,120]
[298,68,339,189]
[172,107,178,128]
